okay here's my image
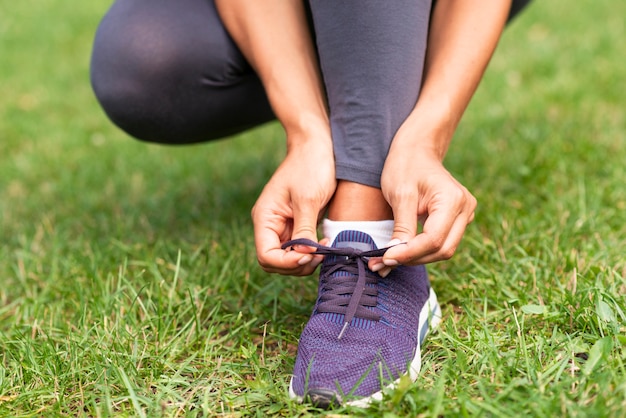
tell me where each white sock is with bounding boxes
[323,219,394,249]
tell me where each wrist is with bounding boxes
[393,101,457,162]
[283,114,333,152]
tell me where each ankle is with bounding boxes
[327,181,393,221]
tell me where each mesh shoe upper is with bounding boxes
[285,230,432,399]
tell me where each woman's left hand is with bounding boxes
[379,147,477,266]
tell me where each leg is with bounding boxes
[290,0,531,405]
[309,0,431,224]
[90,0,274,144]
[314,0,518,270]
[287,1,435,405]
[310,0,431,191]
[315,0,532,223]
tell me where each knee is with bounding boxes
[90,15,189,142]
[89,2,243,143]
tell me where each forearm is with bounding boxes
[396,0,512,159]
[215,1,330,144]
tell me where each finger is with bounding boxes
[288,243,317,255]
[254,230,306,273]
[258,247,323,276]
[384,201,458,265]
[291,199,321,242]
[385,198,474,265]
[266,229,327,275]
[389,191,419,243]
[417,197,474,263]
[309,237,330,267]
[368,257,385,272]
[256,233,325,275]
[378,266,392,278]
[414,215,469,264]
[252,205,310,273]
[367,237,399,271]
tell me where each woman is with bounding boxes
[91,0,530,407]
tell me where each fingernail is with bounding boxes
[371,263,385,272]
[298,255,313,265]
[383,259,399,267]
[379,267,392,278]
[386,239,402,247]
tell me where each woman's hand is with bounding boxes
[380,148,476,266]
[375,0,509,267]
[252,138,335,275]
[216,1,335,274]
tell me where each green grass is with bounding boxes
[1,0,624,416]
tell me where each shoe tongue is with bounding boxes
[334,241,373,252]
[331,230,376,252]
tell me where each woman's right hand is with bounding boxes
[252,136,336,276]
[217,1,335,275]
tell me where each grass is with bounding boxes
[1,0,624,416]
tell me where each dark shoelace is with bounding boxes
[282,238,391,339]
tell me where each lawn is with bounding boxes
[1,0,624,416]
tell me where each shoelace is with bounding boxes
[282,238,391,339]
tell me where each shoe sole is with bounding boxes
[288,287,442,407]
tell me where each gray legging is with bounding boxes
[90,0,530,188]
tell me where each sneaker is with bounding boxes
[283,230,441,408]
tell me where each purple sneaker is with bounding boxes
[283,231,441,408]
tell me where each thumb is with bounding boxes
[384,196,419,264]
[291,202,320,252]
[390,195,419,243]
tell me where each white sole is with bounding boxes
[288,287,442,407]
